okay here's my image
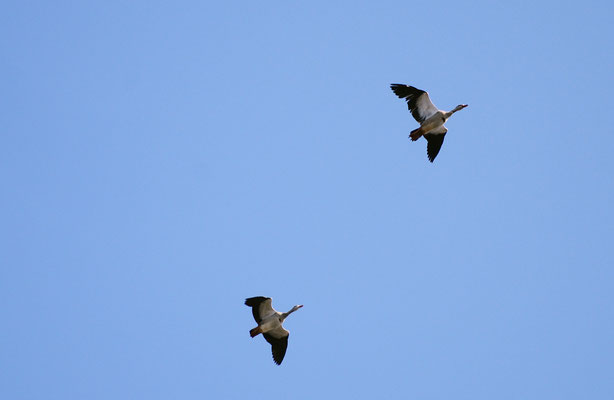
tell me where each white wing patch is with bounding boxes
[415,92,439,122]
[258,298,276,320]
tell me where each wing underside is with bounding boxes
[390,84,439,123]
[424,126,447,162]
[263,326,289,365]
[245,297,275,323]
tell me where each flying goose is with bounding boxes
[245,296,303,365]
[390,84,468,162]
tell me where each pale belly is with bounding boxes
[259,315,281,332]
[420,112,446,133]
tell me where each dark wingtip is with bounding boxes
[427,149,436,162]
[390,83,408,98]
[272,350,284,365]
[245,296,268,307]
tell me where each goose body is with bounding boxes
[390,84,467,162]
[245,296,303,365]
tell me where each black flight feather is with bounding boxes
[424,133,446,162]
[263,333,289,365]
[244,296,270,323]
[390,83,429,123]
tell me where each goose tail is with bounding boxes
[409,127,423,141]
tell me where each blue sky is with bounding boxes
[2,1,613,399]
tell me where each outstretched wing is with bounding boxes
[390,84,439,123]
[263,326,290,365]
[424,126,447,162]
[245,297,275,323]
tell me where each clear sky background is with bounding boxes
[2,1,613,399]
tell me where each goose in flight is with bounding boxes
[390,84,467,162]
[245,296,303,365]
